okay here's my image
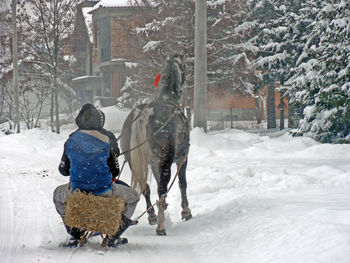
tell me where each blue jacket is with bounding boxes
[65,130,113,195]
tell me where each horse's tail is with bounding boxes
[129,106,152,193]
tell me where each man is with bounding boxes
[53,104,139,247]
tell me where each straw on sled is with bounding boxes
[64,190,125,237]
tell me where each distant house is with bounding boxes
[71,0,143,107]
[90,0,145,100]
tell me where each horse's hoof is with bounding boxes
[181,208,193,221]
[148,214,158,225]
[156,228,167,236]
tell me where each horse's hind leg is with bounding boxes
[143,183,157,225]
[177,158,192,220]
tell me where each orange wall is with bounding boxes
[208,90,256,109]
[208,89,289,117]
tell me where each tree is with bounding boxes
[281,0,320,128]
[1,62,51,129]
[0,0,77,132]
[0,1,34,128]
[0,2,10,120]
[287,0,350,143]
[207,0,261,97]
[238,0,306,128]
[20,0,79,133]
[245,0,350,141]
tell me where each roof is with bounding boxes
[89,0,137,13]
[82,7,93,42]
[72,75,103,82]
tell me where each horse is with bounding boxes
[120,54,192,236]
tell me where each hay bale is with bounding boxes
[64,190,125,237]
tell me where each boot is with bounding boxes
[106,215,133,247]
[60,225,86,248]
[65,225,85,239]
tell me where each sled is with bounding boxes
[64,189,125,247]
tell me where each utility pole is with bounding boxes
[193,0,207,132]
[12,0,20,133]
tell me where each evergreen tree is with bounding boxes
[287,0,350,143]
[284,0,321,128]
[207,0,261,97]
[239,0,306,128]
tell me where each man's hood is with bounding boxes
[75,104,104,130]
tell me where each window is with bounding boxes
[99,17,111,62]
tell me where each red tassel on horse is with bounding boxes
[154,73,161,87]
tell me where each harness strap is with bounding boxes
[119,110,179,156]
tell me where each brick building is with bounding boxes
[71,0,144,106]
[90,0,143,103]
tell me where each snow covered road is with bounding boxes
[1,127,350,263]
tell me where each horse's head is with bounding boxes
[159,54,185,103]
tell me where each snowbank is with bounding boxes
[99,105,130,132]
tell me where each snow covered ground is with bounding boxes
[1,108,350,263]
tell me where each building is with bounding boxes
[72,0,143,107]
